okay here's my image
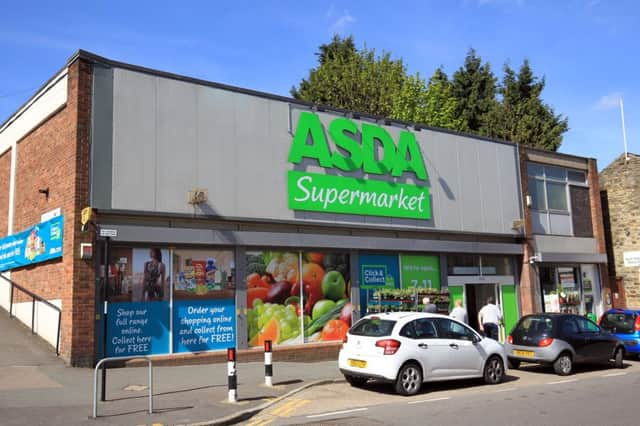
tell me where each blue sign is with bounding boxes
[0,216,64,272]
[106,302,170,357]
[359,254,400,290]
[173,299,236,353]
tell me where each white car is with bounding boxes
[338,312,507,395]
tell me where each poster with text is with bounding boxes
[358,253,400,315]
[106,301,170,356]
[173,299,236,353]
[400,254,441,290]
[246,251,303,347]
[302,252,351,343]
[172,249,235,300]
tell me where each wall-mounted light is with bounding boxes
[38,187,49,199]
[525,195,532,208]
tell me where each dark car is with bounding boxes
[598,309,640,359]
[505,313,625,375]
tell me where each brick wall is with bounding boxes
[10,58,96,365]
[518,148,539,315]
[0,149,10,238]
[600,154,640,308]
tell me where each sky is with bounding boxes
[1,0,638,170]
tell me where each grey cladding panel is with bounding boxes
[110,69,522,234]
[112,70,157,210]
[91,65,113,209]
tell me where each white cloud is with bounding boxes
[594,92,622,110]
[328,10,355,34]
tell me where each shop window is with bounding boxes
[447,254,480,275]
[481,255,513,275]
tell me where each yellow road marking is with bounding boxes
[278,399,310,417]
[245,417,273,426]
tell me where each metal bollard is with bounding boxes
[264,340,273,387]
[227,347,237,402]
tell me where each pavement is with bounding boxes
[0,312,343,426]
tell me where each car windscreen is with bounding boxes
[349,318,397,337]
[600,312,636,334]
[514,316,554,336]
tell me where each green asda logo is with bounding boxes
[287,112,431,220]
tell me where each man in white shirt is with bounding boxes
[478,297,502,340]
[449,299,468,324]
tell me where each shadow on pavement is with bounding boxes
[359,374,520,396]
[94,405,193,419]
[516,361,628,375]
[106,383,226,401]
[274,379,304,386]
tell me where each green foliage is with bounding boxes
[391,68,464,130]
[483,60,569,151]
[291,35,406,118]
[292,37,568,150]
[451,48,498,133]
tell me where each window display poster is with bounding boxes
[399,254,440,290]
[172,249,235,300]
[106,301,170,357]
[246,251,303,348]
[581,265,597,292]
[558,267,576,289]
[359,254,400,290]
[107,248,170,303]
[544,294,560,313]
[245,251,352,347]
[173,299,236,353]
[359,253,400,315]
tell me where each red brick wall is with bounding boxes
[0,149,11,238]
[518,149,539,315]
[10,59,96,366]
[587,158,612,308]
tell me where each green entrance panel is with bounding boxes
[501,285,518,335]
[448,286,463,312]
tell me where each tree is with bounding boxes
[391,68,463,130]
[484,60,569,150]
[451,48,498,133]
[291,35,406,118]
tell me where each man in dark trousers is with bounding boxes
[478,296,502,340]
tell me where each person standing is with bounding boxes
[449,299,468,324]
[478,296,502,340]
[422,297,437,313]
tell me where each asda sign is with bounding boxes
[287,112,431,220]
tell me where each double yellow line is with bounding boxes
[246,398,311,426]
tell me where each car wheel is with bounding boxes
[508,358,521,369]
[553,353,573,376]
[395,362,422,396]
[344,374,368,387]
[613,347,624,369]
[484,356,505,384]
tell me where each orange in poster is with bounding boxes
[249,318,280,346]
[246,273,269,289]
[307,252,325,265]
[320,319,349,341]
[192,260,207,285]
[302,262,325,290]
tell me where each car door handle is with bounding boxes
[449,343,459,349]
[418,343,429,349]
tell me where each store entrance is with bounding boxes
[465,283,497,333]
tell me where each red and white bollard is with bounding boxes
[264,340,273,387]
[227,347,237,402]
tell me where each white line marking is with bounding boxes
[547,379,578,385]
[407,397,451,405]
[493,387,518,393]
[306,408,368,418]
[603,372,627,377]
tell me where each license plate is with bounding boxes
[514,350,534,357]
[348,359,367,368]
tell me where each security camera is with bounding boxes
[528,255,541,264]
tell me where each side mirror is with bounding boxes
[473,335,482,344]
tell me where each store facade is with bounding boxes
[518,149,610,321]
[2,51,610,365]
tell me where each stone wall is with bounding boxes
[600,153,640,308]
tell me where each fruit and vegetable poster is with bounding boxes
[246,251,352,347]
[399,254,440,290]
[0,215,63,272]
[106,301,170,357]
[173,299,235,353]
